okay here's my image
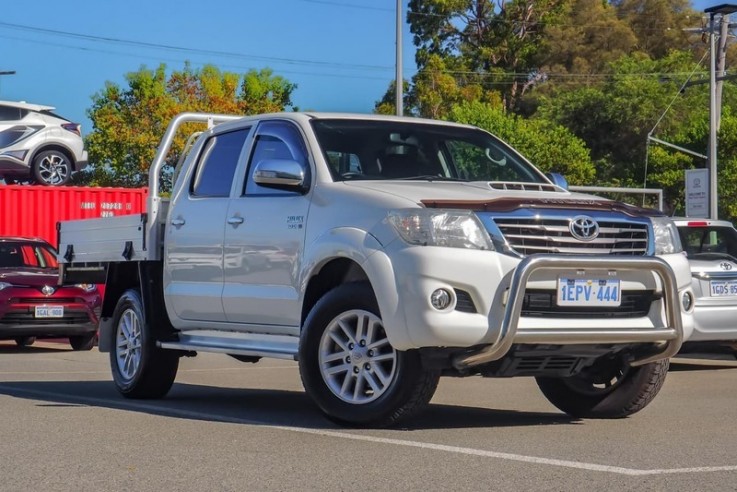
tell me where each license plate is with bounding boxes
[35,306,64,318]
[709,280,737,296]
[557,278,621,307]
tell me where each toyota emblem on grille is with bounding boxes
[720,262,733,271]
[569,216,600,242]
[41,285,55,296]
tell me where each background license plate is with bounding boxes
[557,278,621,307]
[35,306,64,318]
[709,280,737,296]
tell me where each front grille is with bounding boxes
[12,298,78,304]
[522,289,656,318]
[494,217,648,256]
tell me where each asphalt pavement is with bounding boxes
[0,340,735,491]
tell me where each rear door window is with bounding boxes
[191,128,250,197]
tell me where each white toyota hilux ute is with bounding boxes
[58,112,694,427]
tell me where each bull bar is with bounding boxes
[452,255,684,370]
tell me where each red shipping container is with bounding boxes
[0,184,148,247]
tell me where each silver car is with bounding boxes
[675,217,737,356]
[0,100,88,186]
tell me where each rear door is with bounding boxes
[222,120,312,331]
[164,125,252,323]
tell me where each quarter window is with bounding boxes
[0,105,21,121]
[191,128,250,197]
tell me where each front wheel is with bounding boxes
[69,333,97,351]
[536,357,669,418]
[14,336,36,347]
[299,282,440,427]
[110,289,179,398]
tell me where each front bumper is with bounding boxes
[452,255,683,369]
[0,302,100,339]
[365,246,691,368]
[688,286,737,342]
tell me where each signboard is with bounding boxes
[685,169,709,218]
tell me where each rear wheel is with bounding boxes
[110,289,179,398]
[69,333,97,351]
[536,357,669,418]
[32,150,71,186]
[14,336,36,347]
[299,282,440,427]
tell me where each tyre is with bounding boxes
[14,336,36,347]
[110,289,179,398]
[69,333,97,351]
[32,150,71,186]
[535,357,669,419]
[299,282,440,427]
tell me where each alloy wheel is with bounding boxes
[318,309,397,404]
[115,308,142,381]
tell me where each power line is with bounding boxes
[292,0,392,12]
[0,21,393,72]
[0,33,395,81]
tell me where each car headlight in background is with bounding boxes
[0,282,12,291]
[388,209,494,251]
[75,284,97,292]
[651,216,683,255]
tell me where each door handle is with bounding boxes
[227,216,245,226]
[171,218,186,227]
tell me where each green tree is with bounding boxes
[449,100,596,185]
[614,0,699,59]
[83,63,296,188]
[407,0,569,112]
[541,0,637,76]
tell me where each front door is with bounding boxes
[222,120,311,331]
[164,126,251,323]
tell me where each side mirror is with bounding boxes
[253,159,305,189]
[546,172,568,190]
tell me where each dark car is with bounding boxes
[0,237,101,350]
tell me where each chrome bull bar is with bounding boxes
[452,255,683,370]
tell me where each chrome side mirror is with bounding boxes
[253,159,305,189]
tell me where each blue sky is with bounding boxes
[0,0,719,136]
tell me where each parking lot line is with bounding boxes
[0,383,735,477]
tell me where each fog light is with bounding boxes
[681,291,693,312]
[430,289,452,310]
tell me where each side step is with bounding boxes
[158,330,299,361]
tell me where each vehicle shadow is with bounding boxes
[0,380,579,431]
[0,344,69,354]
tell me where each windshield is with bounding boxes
[310,120,548,183]
[0,241,58,269]
[678,225,737,262]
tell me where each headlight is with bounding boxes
[651,216,682,255]
[0,282,12,291]
[75,284,97,292]
[387,209,494,250]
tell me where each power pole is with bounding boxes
[716,13,731,130]
[704,4,737,220]
[395,0,403,117]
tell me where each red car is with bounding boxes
[0,237,101,350]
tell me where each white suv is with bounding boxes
[0,100,88,186]
[674,217,737,356]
